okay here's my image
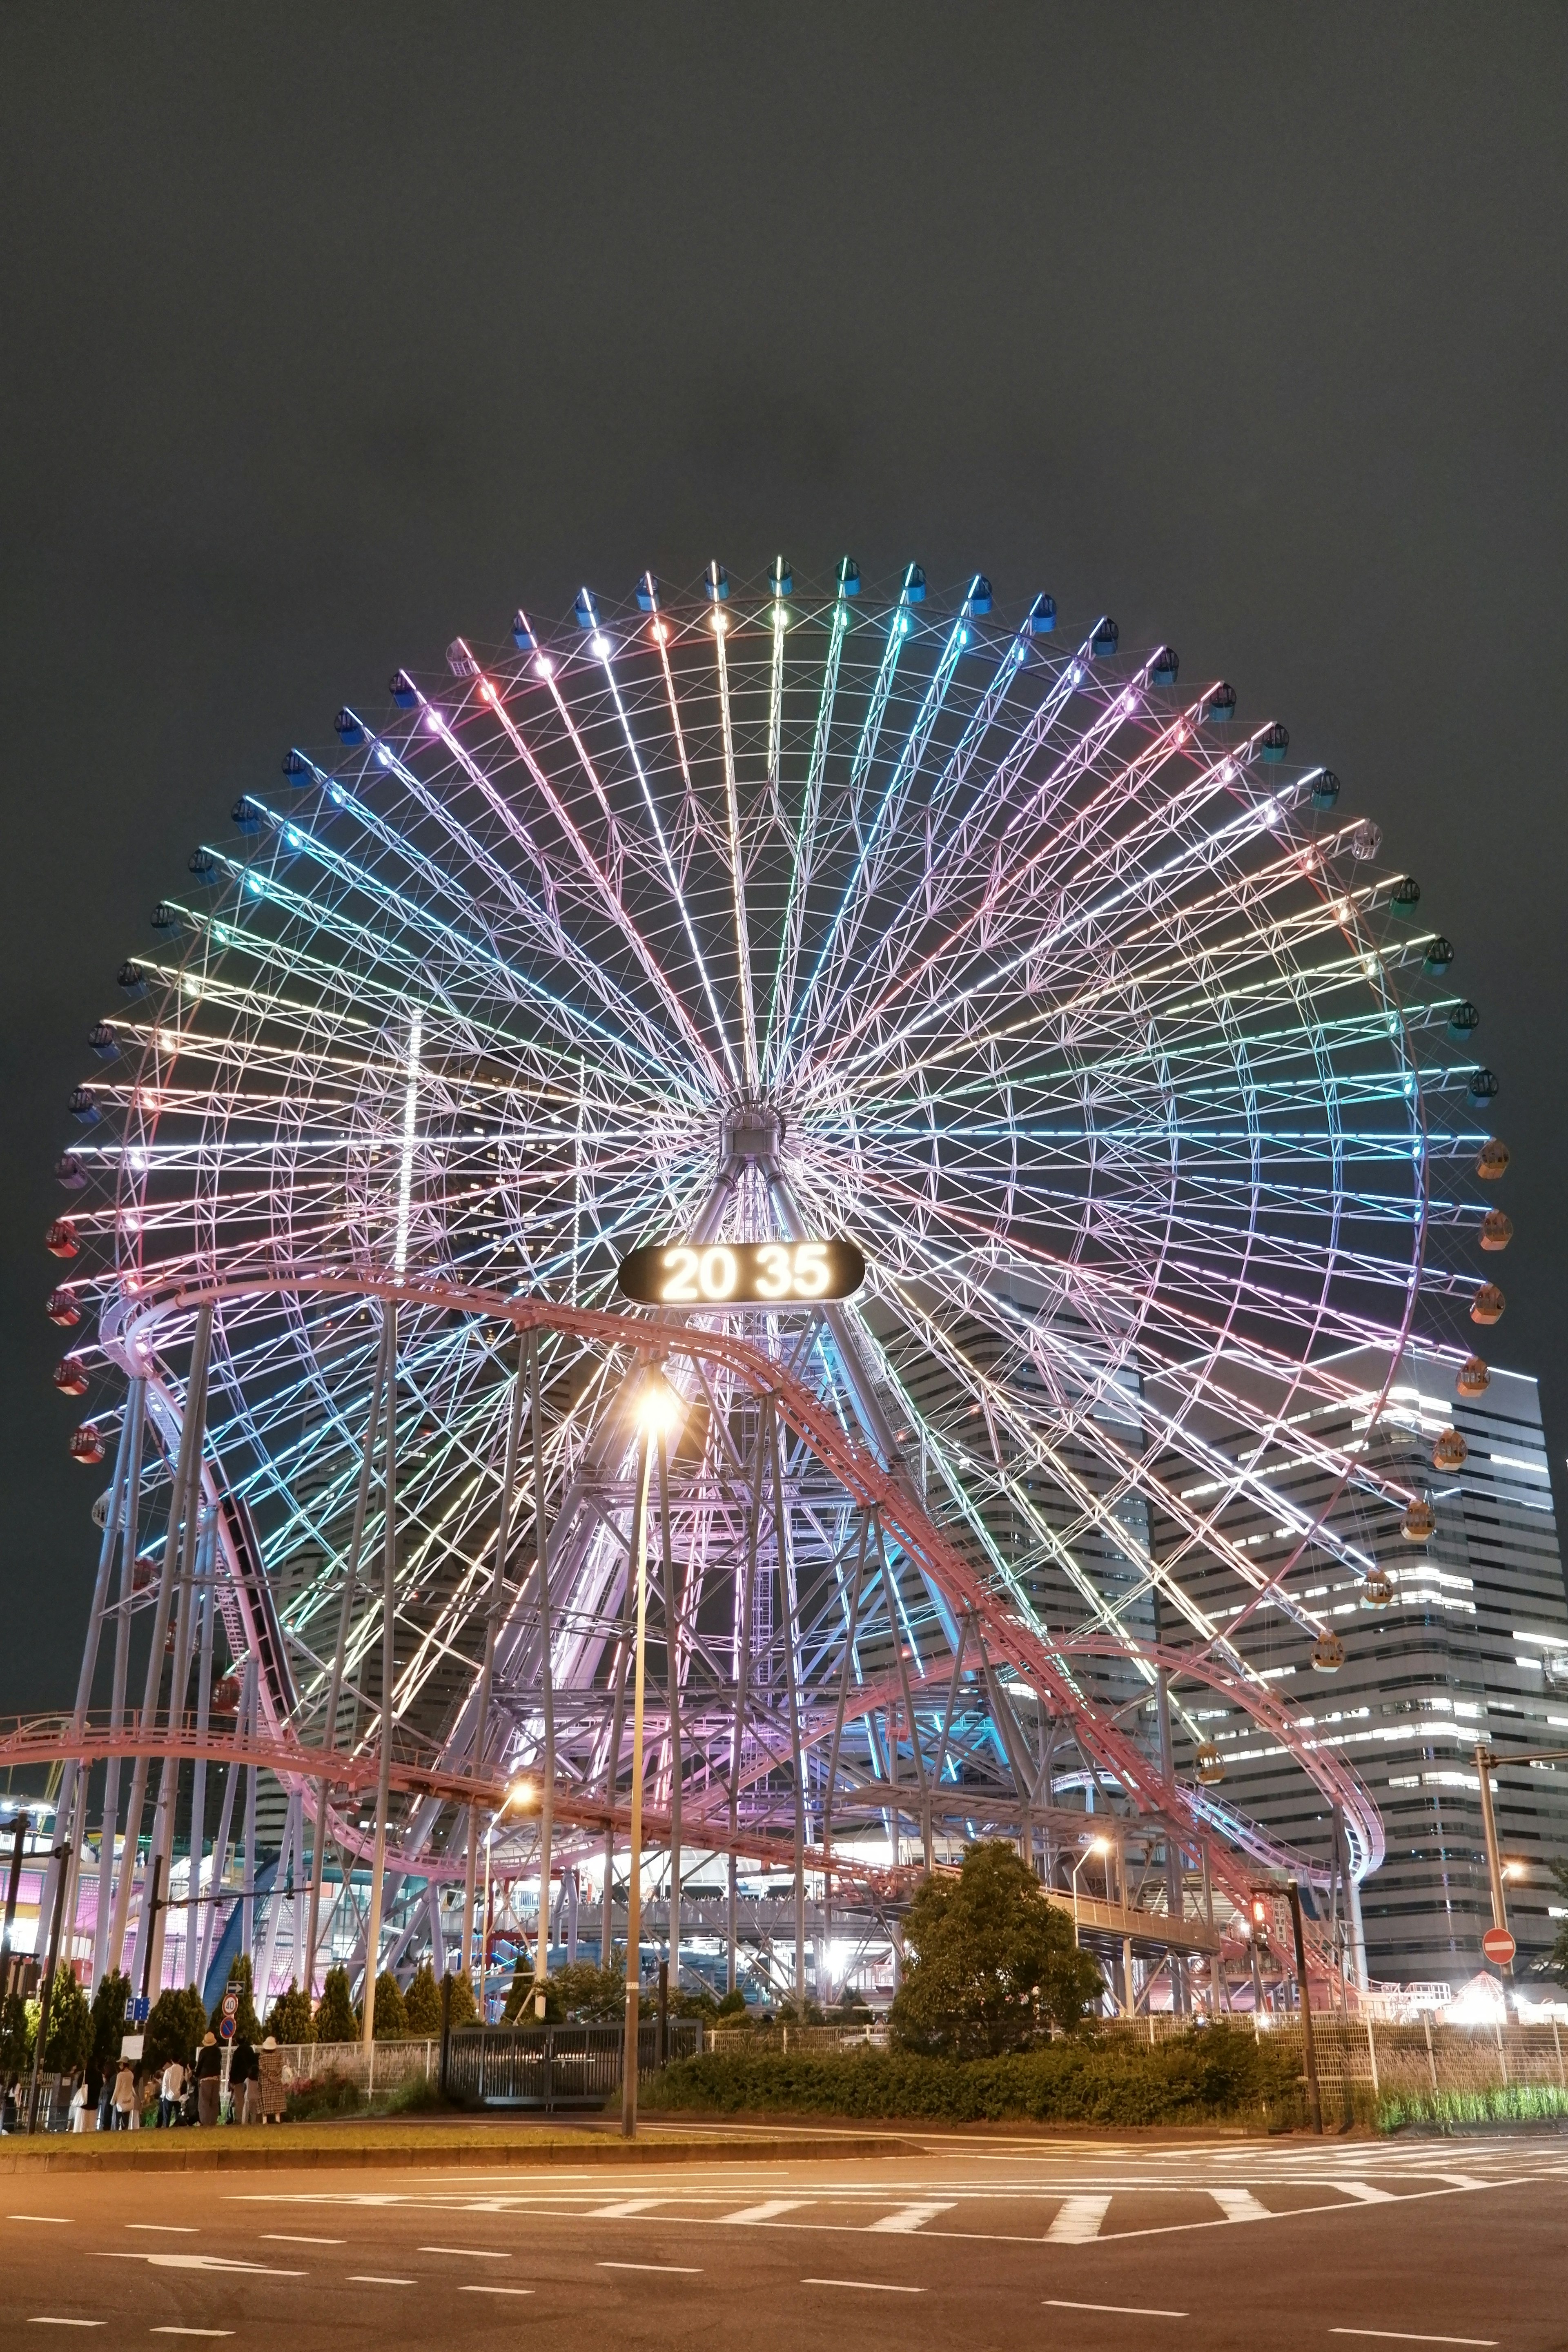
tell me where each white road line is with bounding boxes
[1210,2189,1270,2223]
[586,2195,669,2218]
[802,2278,925,2294]
[419,2246,510,2258]
[260,2235,344,2245]
[1330,2332,1497,2347]
[721,2200,810,2225]
[1333,2182,1398,2204]
[1047,2299,1188,2319]
[869,2202,956,2234]
[27,2325,102,2331]
[347,2276,415,2285]
[11,2216,74,2225]
[1435,2176,1490,2193]
[597,2260,703,2274]
[460,2286,535,2297]
[97,2255,304,2276]
[151,2332,235,2339]
[127,2225,198,2234]
[1046,2195,1111,2244]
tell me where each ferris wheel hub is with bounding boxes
[719,1100,785,1172]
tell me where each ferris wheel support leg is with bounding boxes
[602,1635,628,1971]
[107,1308,211,1982]
[658,1438,681,1995]
[185,1524,216,1992]
[770,1408,808,2016]
[148,1470,207,1994]
[57,1374,140,1993]
[241,1657,259,1964]
[530,1332,555,1993]
[305,1307,392,2001]
[94,1381,143,1990]
[361,1300,399,2052]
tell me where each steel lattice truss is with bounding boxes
[54,561,1506,1949]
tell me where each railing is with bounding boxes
[443,2019,704,2111]
[275,2039,439,2098]
[1100,2010,1568,2113]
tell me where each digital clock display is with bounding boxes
[616,1237,866,1308]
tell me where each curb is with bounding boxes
[0,2129,905,2176]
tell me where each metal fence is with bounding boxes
[1098,2011,1568,2116]
[443,2020,704,2111]
[273,2039,439,2098]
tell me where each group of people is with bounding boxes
[95,2032,289,2128]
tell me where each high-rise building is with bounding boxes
[1153,1352,1568,1987]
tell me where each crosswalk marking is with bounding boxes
[1333,2181,1397,2204]
[1210,2189,1269,2223]
[869,2203,956,2234]
[721,2201,808,2225]
[586,2196,669,2218]
[1047,2196,1110,2244]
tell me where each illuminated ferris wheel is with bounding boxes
[49,556,1508,2002]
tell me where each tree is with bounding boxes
[222,1954,262,2041]
[42,1968,94,2075]
[403,1960,442,2038]
[314,1965,357,2045]
[0,1988,31,2084]
[890,1840,1106,2057]
[539,1961,625,2022]
[501,1953,541,2023]
[441,1970,478,2029]
[89,1969,133,2089]
[143,1984,207,2078]
[715,1987,748,2020]
[363,1970,408,2040]
[263,1980,315,2045]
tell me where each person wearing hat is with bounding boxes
[258,2035,287,2124]
[194,2031,223,2128]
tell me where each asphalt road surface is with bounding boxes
[2,2132,1564,2350]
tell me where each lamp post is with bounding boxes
[622,1370,678,2140]
[480,1777,537,2020]
[1069,1837,1111,1947]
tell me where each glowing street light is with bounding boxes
[621,1370,679,2139]
[480,1776,538,2019]
[1070,1836,1112,1947]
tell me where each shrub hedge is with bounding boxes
[645,2025,1301,2127]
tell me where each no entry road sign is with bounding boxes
[1482,1926,1516,1966]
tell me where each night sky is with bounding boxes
[3,7,1564,1712]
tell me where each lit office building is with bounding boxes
[1151,1354,1568,1988]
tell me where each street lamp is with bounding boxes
[1070,1837,1111,1946]
[480,1776,537,2018]
[622,1368,679,2139]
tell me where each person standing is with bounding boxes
[229,2030,259,2124]
[68,2074,89,2132]
[111,2056,137,2130]
[158,2054,186,2129]
[257,2036,287,2125]
[194,2032,222,2127]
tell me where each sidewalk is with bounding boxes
[0,2114,906,2174]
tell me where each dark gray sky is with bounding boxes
[2,4,1564,1712]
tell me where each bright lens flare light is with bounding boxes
[636,1370,681,1437]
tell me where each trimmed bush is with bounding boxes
[263,1980,315,2045]
[645,2025,1301,2127]
[284,2068,362,2121]
[404,1960,442,2038]
[314,1965,356,2044]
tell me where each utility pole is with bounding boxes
[26,1840,73,2133]
[0,1811,30,1991]
[1286,1881,1323,2135]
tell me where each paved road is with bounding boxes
[3,2132,1564,2349]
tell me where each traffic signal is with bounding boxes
[1250,1892,1270,1947]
